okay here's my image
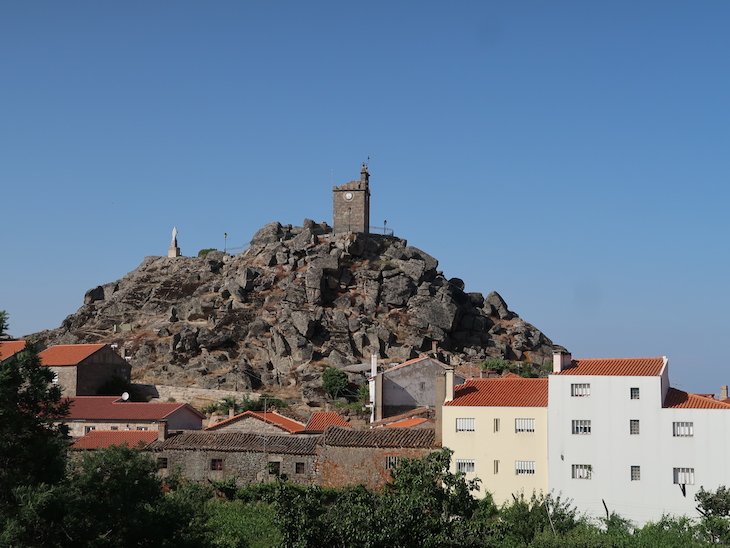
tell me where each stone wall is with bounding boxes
[52,366,77,397]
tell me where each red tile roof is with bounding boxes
[66,396,204,421]
[382,417,433,428]
[446,378,548,407]
[370,407,431,427]
[72,430,158,450]
[664,388,730,409]
[555,357,665,376]
[206,411,305,433]
[304,412,350,432]
[0,340,26,361]
[39,344,107,366]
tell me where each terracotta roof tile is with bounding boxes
[304,412,350,432]
[72,430,158,450]
[382,417,433,428]
[555,357,665,376]
[324,426,436,448]
[0,340,26,361]
[152,431,319,455]
[65,396,205,421]
[664,388,730,409]
[369,407,431,427]
[205,411,305,433]
[446,378,548,407]
[39,344,107,366]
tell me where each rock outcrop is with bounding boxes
[33,222,559,403]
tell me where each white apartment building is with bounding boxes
[549,352,730,525]
[442,376,548,505]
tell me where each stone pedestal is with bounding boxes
[168,245,181,258]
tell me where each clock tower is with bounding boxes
[332,163,370,234]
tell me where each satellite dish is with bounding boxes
[121,392,130,401]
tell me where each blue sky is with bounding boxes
[2,2,729,393]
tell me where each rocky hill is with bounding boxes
[34,221,560,403]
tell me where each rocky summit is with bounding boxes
[34,221,559,402]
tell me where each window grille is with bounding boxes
[515,460,536,475]
[515,418,535,433]
[571,420,591,434]
[673,422,694,437]
[385,456,400,470]
[572,464,592,479]
[571,383,590,397]
[456,459,475,473]
[456,418,475,432]
[630,387,640,399]
[673,467,695,485]
[630,465,640,481]
[630,420,640,435]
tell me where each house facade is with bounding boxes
[548,353,730,525]
[442,377,548,505]
[39,344,131,396]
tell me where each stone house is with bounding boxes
[371,356,465,420]
[151,431,319,485]
[317,426,437,490]
[205,410,306,434]
[38,343,131,396]
[63,396,204,437]
[0,340,26,364]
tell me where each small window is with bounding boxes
[136,427,149,431]
[572,464,592,479]
[630,465,640,481]
[494,460,500,474]
[456,459,475,473]
[673,467,695,485]
[571,420,591,435]
[493,418,500,433]
[630,420,640,435]
[52,372,59,384]
[630,387,640,399]
[210,459,224,471]
[673,422,694,437]
[295,462,305,474]
[110,426,118,431]
[515,418,535,433]
[157,457,168,470]
[456,418,475,432]
[268,462,281,476]
[419,382,426,390]
[385,456,400,470]
[515,460,536,475]
[571,383,590,397]
[84,426,95,434]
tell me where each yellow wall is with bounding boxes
[441,405,548,505]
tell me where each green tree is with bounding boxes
[0,310,9,338]
[696,485,730,543]
[322,367,348,399]
[0,336,69,510]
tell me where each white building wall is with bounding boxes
[549,372,730,525]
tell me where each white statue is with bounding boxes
[171,226,178,246]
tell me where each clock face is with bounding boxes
[344,192,354,201]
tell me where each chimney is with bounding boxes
[444,368,455,403]
[552,350,572,373]
[157,421,168,442]
[722,385,728,401]
[434,372,446,447]
[431,340,439,354]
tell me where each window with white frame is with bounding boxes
[456,459,475,473]
[631,465,640,481]
[515,460,536,475]
[629,420,640,435]
[52,372,59,384]
[493,418,500,432]
[630,387,640,399]
[515,418,535,433]
[673,422,694,437]
[571,420,591,434]
[456,418,475,432]
[571,383,590,397]
[673,467,695,485]
[572,464,592,479]
[494,460,500,474]
[385,456,400,470]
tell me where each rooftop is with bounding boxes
[446,378,548,407]
[39,344,107,366]
[152,431,319,455]
[0,340,27,362]
[205,410,305,433]
[323,426,435,448]
[72,430,158,450]
[304,412,350,433]
[555,357,666,377]
[65,396,204,421]
[664,388,730,409]
[382,417,433,429]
